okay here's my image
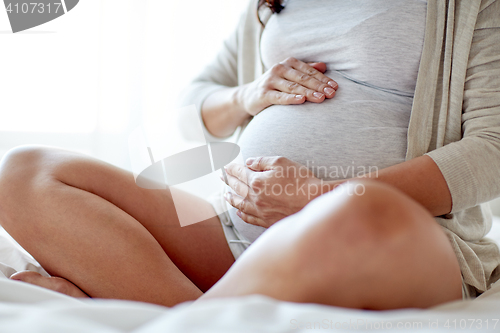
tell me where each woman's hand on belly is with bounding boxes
[222,156,325,228]
[238,57,338,116]
[202,58,338,138]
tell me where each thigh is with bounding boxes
[203,181,462,309]
[1,146,235,292]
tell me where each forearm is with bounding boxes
[201,86,251,138]
[323,155,452,217]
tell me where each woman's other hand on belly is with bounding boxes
[221,156,327,228]
[238,57,338,116]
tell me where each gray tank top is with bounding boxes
[228,0,428,242]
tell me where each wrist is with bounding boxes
[306,178,345,202]
[201,86,251,138]
[232,85,252,120]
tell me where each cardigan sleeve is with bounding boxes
[426,1,500,213]
[177,8,243,143]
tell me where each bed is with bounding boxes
[1,218,500,332]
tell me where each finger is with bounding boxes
[273,77,327,102]
[264,90,306,106]
[294,62,338,90]
[236,210,266,227]
[221,172,249,198]
[281,57,338,91]
[307,62,327,73]
[224,163,252,185]
[245,156,288,172]
[224,192,259,217]
[282,67,335,100]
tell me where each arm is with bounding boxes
[333,2,500,217]
[180,55,337,141]
[421,8,500,214]
[224,155,450,228]
[322,155,452,217]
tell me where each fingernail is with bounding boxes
[295,94,304,99]
[224,192,230,201]
[236,210,242,218]
[246,158,255,165]
[313,92,324,98]
[324,87,335,95]
[328,81,338,89]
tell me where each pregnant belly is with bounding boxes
[229,91,412,243]
[237,99,410,181]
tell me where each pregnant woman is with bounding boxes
[0,0,499,310]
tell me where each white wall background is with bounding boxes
[1,0,499,215]
[0,0,246,170]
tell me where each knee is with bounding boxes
[0,146,59,203]
[2,145,48,163]
[299,180,434,250]
[343,180,430,235]
[0,145,49,180]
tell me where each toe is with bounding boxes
[10,270,88,298]
[11,270,58,292]
[10,270,44,282]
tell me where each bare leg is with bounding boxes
[0,146,235,306]
[202,180,462,309]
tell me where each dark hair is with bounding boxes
[257,0,285,26]
[258,0,284,14]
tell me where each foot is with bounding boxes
[10,271,89,298]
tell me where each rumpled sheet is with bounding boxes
[0,219,499,332]
[1,278,500,333]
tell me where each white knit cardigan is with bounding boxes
[179,0,500,295]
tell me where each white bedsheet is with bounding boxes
[0,218,499,332]
[0,279,500,333]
